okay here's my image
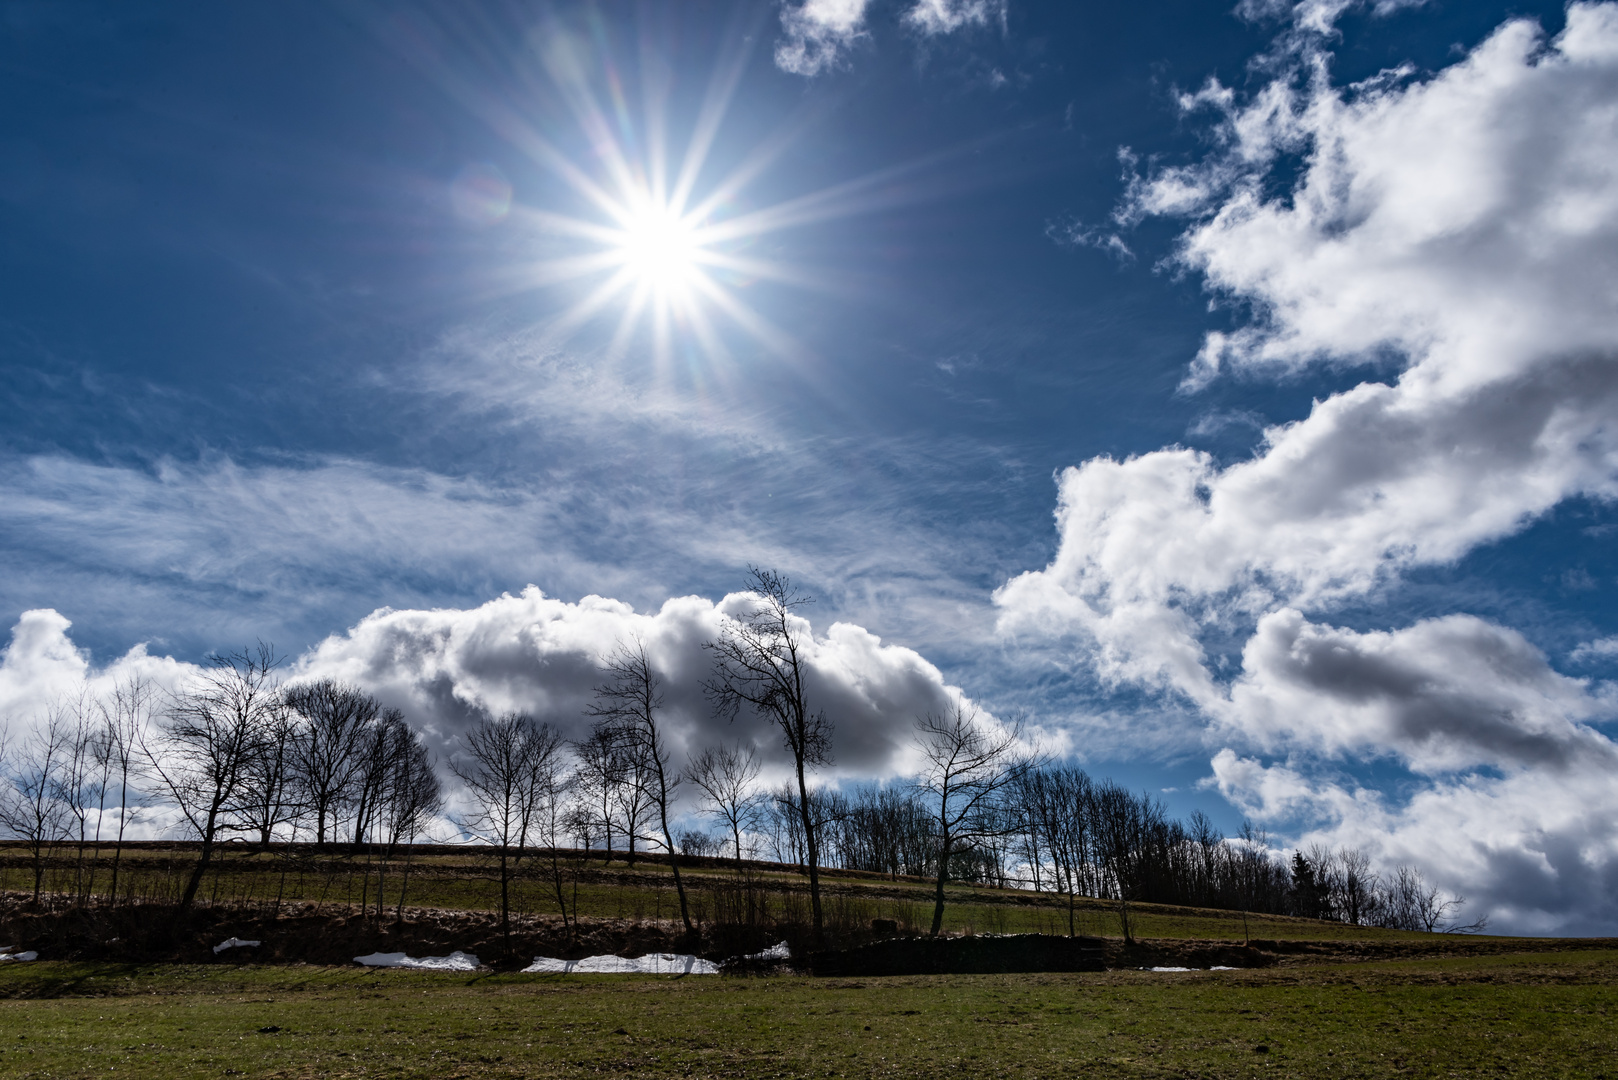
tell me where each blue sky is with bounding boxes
[2,0,1617,932]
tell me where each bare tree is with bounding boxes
[1380,864,1487,933]
[283,680,377,845]
[451,712,562,953]
[97,677,153,902]
[378,723,442,921]
[704,567,833,941]
[587,640,694,934]
[610,738,657,866]
[350,708,409,848]
[143,645,281,911]
[0,713,72,903]
[238,695,301,848]
[913,702,1027,936]
[54,693,101,903]
[687,742,764,869]
[532,745,578,936]
[572,726,625,862]
[1336,847,1378,927]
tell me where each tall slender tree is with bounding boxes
[912,702,1027,936]
[451,712,562,954]
[97,676,152,903]
[704,568,832,941]
[587,640,693,934]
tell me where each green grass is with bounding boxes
[0,843,1437,944]
[1,949,1614,1078]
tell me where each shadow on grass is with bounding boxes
[0,961,144,999]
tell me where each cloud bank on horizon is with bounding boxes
[0,589,1014,795]
[997,2,1618,933]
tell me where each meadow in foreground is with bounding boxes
[1,949,1614,1079]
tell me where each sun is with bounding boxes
[466,26,908,369]
[613,198,705,295]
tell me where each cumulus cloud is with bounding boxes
[291,585,986,787]
[0,609,195,728]
[775,0,872,76]
[1000,4,1618,930]
[1211,750,1618,934]
[1001,3,1618,706]
[1228,610,1617,773]
[0,589,1003,822]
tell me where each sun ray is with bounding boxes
[400,7,987,373]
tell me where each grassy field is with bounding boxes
[0,949,1614,1078]
[0,842,1435,944]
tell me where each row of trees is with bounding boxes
[774,769,1483,936]
[0,568,1480,941]
[0,646,445,912]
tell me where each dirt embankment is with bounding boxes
[0,895,783,970]
[3,895,1611,974]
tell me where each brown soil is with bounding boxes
[3,893,1610,974]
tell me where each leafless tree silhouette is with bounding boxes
[704,568,833,941]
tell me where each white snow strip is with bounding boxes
[213,938,261,954]
[1147,965,1240,972]
[522,952,720,975]
[354,950,481,971]
[741,941,791,962]
[0,950,38,963]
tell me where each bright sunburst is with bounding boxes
[427,22,919,372]
[613,198,706,294]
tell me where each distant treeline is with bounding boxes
[733,768,1484,936]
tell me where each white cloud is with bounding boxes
[0,609,195,728]
[1000,4,1618,701]
[903,0,1006,37]
[1227,610,1616,773]
[1572,635,1618,664]
[773,0,1006,76]
[1000,4,1618,930]
[0,592,1003,819]
[1211,750,1618,935]
[775,0,872,77]
[291,585,989,786]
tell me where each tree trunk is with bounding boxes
[794,756,823,941]
[499,847,511,957]
[661,810,693,934]
[930,833,951,936]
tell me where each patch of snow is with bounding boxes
[355,950,481,971]
[741,941,791,962]
[214,938,261,954]
[522,952,720,975]
[0,950,38,963]
[1146,965,1241,972]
